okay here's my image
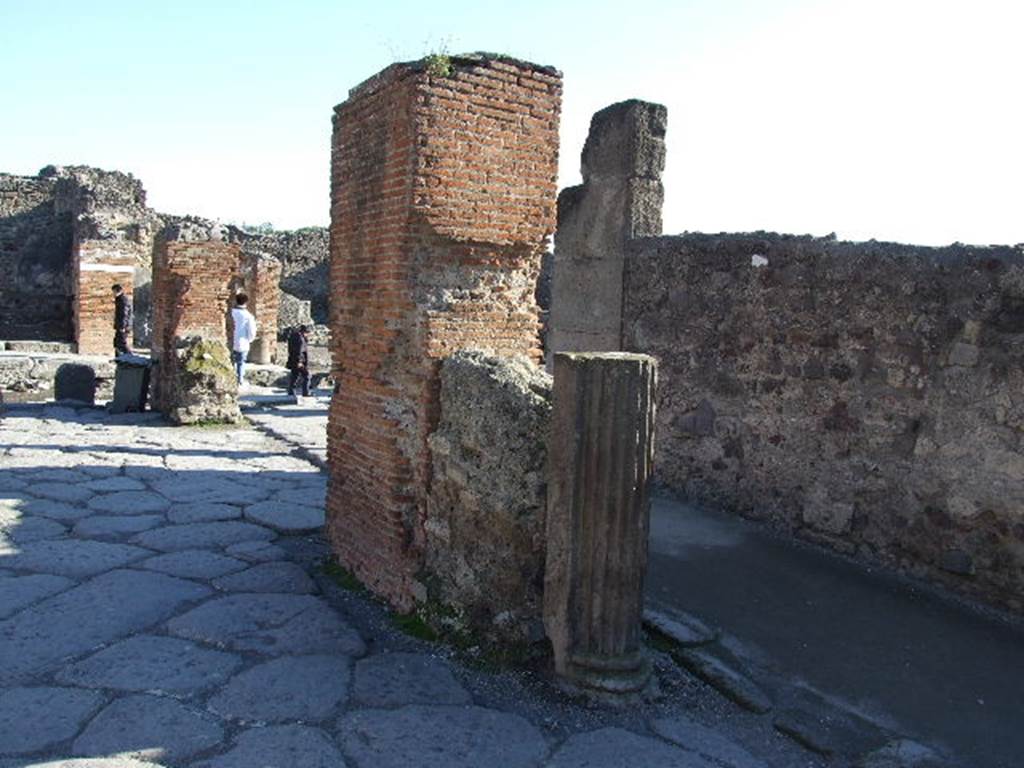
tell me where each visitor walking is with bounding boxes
[111,284,133,356]
[230,293,257,387]
[286,324,310,397]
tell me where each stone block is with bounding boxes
[54,363,96,404]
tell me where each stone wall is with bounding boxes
[424,351,552,644]
[552,98,1024,612]
[624,234,1024,611]
[327,54,561,610]
[0,173,71,340]
[0,166,330,349]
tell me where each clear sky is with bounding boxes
[1,0,1020,245]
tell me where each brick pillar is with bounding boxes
[73,239,137,355]
[151,236,243,412]
[243,254,281,365]
[544,351,658,695]
[327,54,562,609]
[548,100,666,364]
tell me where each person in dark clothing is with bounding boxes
[286,324,310,397]
[112,284,133,356]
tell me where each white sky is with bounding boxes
[1,0,1020,246]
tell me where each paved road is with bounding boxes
[647,495,1024,768]
[0,404,813,768]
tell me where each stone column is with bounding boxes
[547,100,666,365]
[544,351,657,695]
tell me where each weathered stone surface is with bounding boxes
[424,351,551,644]
[0,574,73,619]
[1,539,150,578]
[0,570,210,684]
[167,593,364,657]
[644,607,718,647]
[545,353,657,694]
[854,739,952,768]
[349,653,471,708]
[57,635,242,694]
[73,515,164,540]
[139,550,248,580]
[84,477,147,493]
[676,650,773,714]
[54,363,97,405]
[193,725,344,768]
[773,700,888,759]
[337,705,548,768]
[166,502,241,524]
[652,716,767,767]
[270,484,325,508]
[73,694,223,763]
[150,477,269,505]
[23,499,96,521]
[212,562,316,594]
[25,481,94,504]
[131,521,274,552]
[208,655,350,722]
[2,515,67,543]
[0,686,103,755]
[88,491,170,515]
[159,337,241,426]
[243,500,324,534]
[224,540,287,562]
[548,727,711,768]
[548,99,666,360]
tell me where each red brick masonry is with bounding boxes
[327,55,562,609]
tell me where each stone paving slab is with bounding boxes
[72,515,165,540]
[193,725,345,768]
[4,759,167,768]
[208,654,350,723]
[87,492,170,516]
[56,636,243,695]
[83,477,147,493]
[2,516,67,544]
[337,705,549,768]
[138,550,248,580]
[165,502,241,524]
[0,574,74,620]
[547,727,715,768]
[651,717,768,768]
[223,540,287,562]
[0,686,104,756]
[167,593,365,657]
[350,652,471,708]
[131,522,274,553]
[149,478,270,506]
[0,570,210,684]
[1,540,152,578]
[20,499,96,522]
[243,500,324,534]
[211,562,316,594]
[72,694,223,764]
[23,482,94,504]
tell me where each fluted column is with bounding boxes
[544,351,657,695]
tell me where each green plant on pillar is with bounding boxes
[423,51,453,78]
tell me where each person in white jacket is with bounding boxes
[230,293,258,387]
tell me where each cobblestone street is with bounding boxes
[0,403,821,768]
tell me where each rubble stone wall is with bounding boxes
[0,174,72,340]
[327,55,561,610]
[624,234,1024,611]
[425,351,552,644]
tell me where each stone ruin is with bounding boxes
[0,166,329,360]
[550,98,1024,615]
[324,55,662,699]
[149,223,281,424]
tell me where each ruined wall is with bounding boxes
[624,235,1024,610]
[552,99,1024,612]
[328,54,561,609]
[547,100,665,362]
[425,351,551,644]
[242,228,329,323]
